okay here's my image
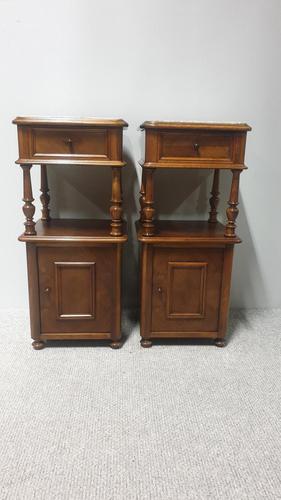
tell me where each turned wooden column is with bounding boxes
[40,164,50,221]
[139,169,146,223]
[142,168,155,236]
[21,164,36,235]
[224,169,241,238]
[208,169,220,223]
[110,167,123,236]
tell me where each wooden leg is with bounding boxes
[142,168,155,236]
[40,164,50,221]
[32,340,45,350]
[139,169,146,222]
[110,168,123,236]
[208,170,220,223]
[110,340,123,349]
[214,338,226,348]
[224,170,241,238]
[21,164,36,235]
[140,339,153,348]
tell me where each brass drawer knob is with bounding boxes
[44,287,51,294]
[193,143,200,151]
[63,138,73,145]
[157,287,162,293]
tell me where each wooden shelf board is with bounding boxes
[136,220,241,244]
[19,219,128,243]
[15,159,126,167]
[139,160,247,170]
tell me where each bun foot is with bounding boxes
[32,340,45,350]
[110,340,123,349]
[141,339,152,348]
[214,338,226,348]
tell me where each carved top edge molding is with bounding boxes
[13,117,128,128]
[140,121,251,131]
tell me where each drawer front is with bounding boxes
[151,247,224,334]
[31,127,110,160]
[38,246,115,334]
[157,131,235,165]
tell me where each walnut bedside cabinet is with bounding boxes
[13,116,128,349]
[137,121,251,348]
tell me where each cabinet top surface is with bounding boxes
[140,121,251,131]
[136,220,241,244]
[13,116,128,127]
[19,219,128,243]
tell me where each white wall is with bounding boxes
[0,0,280,309]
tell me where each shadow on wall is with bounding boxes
[154,168,267,309]
[47,163,267,313]
[219,171,267,309]
[47,155,139,312]
[154,169,211,219]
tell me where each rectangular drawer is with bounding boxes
[32,127,109,159]
[16,124,124,164]
[158,130,235,165]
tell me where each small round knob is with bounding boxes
[64,138,72,145]
[157,287,162,293]
[44,287,51,294]
[193,143,200,151]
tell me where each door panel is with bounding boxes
[38,246,114,333]
[151,247,224,333]
[55,262,96,319]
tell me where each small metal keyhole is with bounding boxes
[193,143,200,152]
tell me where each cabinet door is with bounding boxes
[38,246,115,334]
[151,247,224,335]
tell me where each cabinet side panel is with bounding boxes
[218,245,234,339]
[26,243,41,339]
[140,244,153,339]
[111,244,122,340]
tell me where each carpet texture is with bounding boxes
[0,309,280,500]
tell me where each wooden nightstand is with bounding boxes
[13,116,128,349]
[137,121,251,348]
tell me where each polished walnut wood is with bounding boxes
[13,116,127,166]
[224,169,241,238]
[208,169,220,223]
[137,121,251,347]
[40,164,50,221]
[110,167,123,236]
[140,121,250,170]
[14,117,128,349]
[21,164,36,235]
[142,168,155,236]
[19,219,127,243]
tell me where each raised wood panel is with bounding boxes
[55,262,96,320]
[166,261,207,319]
[38,246,114,334]
[151,247,224,333]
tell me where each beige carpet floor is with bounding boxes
[0,309,280,500]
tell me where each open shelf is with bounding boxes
[136,220,241,244]
[19,219,128,243]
